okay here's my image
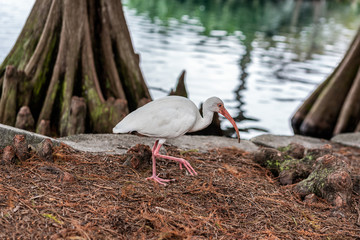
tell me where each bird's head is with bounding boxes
[205,97,241,143]
[205,96,225,113]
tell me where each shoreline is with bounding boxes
[1,123,359,154]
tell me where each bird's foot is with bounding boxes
[155,153,198,176]
[146,174,174,185]
[178,159,197,176]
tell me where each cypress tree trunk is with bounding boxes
[292,28,360,138]
[0,0,151,137]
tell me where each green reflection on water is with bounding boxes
[124,0,360,59]
[124,0,359,35]
[123,0,360,136]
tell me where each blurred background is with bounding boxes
[1,0,359,139]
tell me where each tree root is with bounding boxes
[292,29,360,138]
[123,144,152,170]
[15,106,35,131]
[253,143,354,208]
[0,0,151,137]
[295,154,352,208]
[1,134,55,164]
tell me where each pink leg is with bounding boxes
[153,142,197,176]
[146,140,173,185]
[146,140,198,185]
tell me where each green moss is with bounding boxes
[42,213,63,225]
[105,78,111,90]
[264,153,295,172]
[279,157,295,172]
[2,85,18,125]
[0,4,47,72]
[83,74,109,130]
[87,88,103,119]
[59,79,70,133]
[265,159,282,175]
[18,80,31,106]
[1,31,39,71]
[266,159,280,168]
[278,145,291,152]
[33,35,58,97]
[297,166,334,196]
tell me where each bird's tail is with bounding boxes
[113,120,125,133]
[112,117,133,134]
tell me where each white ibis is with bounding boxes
[113,96,240,185]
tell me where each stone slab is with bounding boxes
[331,132,360,148]
[0,123,59,148]
[59,134,258,155]
[250,134,330,149]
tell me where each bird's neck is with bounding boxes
[189,109,214,132]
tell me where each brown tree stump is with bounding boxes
[292,28,360,138]
[36,139,54,162]
[253,143,354,207]
[0,0,151,137]
[169,70,188,97]
[13,135,30,162]
[295,154,352,208]
[0,66,26,126]
[123,144,152,170]
[37,119,51,136]
[2,145,16,164]
[63,96,86,136]
[15,106,35,131]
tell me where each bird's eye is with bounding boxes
[218,104,222,107]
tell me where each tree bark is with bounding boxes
[356,121,360,132]
[291,78,330,134]
[169,70,188,97]
[295,154,352,208]
[0,66,26,126]
[67,96,86,136]
[292,28,360,138]
[0,0,151,137]
[36,138,54,162]
[15,106,35,131]
[253,144,353,207]
[13,135,30,162]
[333,66,360,134]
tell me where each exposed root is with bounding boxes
[0,0,150,137]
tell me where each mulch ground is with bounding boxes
[1,142,360,239]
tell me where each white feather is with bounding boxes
[113,96,201,139]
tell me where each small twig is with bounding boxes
[155,206,174,214]
[244,194,269,218]
[5,186,23,196]
[355,203,360,226]
[30,194,46,201]
[19,199,40,215]
[92,184,113,190]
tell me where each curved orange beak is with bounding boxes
[219,107,240,143]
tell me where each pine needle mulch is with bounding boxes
[1,143,360,239]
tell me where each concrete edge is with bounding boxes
[1,124,358,155]
[0,123,60,148]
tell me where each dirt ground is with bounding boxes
[1,142,360,239]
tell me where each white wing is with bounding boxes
[113,96,200,139]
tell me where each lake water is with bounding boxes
[1,0,359,139]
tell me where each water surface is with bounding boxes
[1,0,359,139]
[123,0,360,139]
